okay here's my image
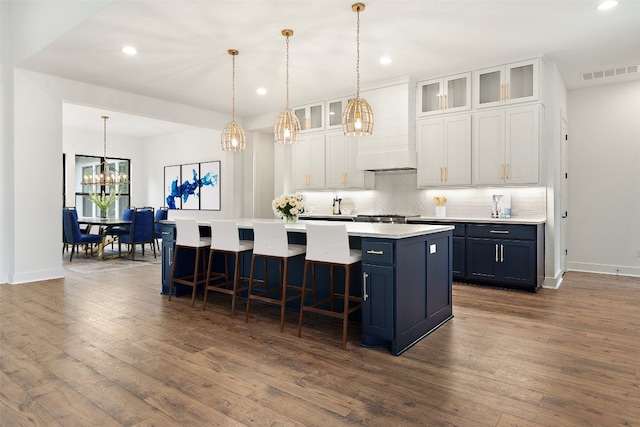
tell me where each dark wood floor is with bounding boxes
[1,263,639,426]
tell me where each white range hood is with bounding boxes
[356,78,417,171]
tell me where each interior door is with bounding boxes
[561,118,569,273]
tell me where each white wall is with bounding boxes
[567,80,640,277]
[143,127,243,221]
[5,69,233,284]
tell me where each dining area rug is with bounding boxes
[63,246,161,275]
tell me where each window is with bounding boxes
[75,155,131,218]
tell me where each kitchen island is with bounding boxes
[161,219,454,356]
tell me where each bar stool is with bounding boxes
[203,220,253,317]
[168,218,211,307]
[245,220,306,332]
[297,223,362,349]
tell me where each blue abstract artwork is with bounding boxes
[164,165,181,209]
[164,161,220,210]
[181,163,200,210]
[200,161,220,210]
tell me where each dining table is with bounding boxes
[77,217,132,261]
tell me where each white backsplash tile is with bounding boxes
[299,170,546,219]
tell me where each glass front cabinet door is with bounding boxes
[473,58,540,109]
[417,72,471,117]
[325,98,348,130]
[294,102,324,132]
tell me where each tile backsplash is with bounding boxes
[301,170,546,219]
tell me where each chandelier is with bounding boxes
[81,115,129,187]
[274,29,301,144]
[343,3,374,136]
[221,49,247,151]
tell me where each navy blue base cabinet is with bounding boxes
[361,230,453,356]
[410,221,544,292]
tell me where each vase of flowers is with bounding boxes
[272,193,306,223]
[89,189,120,218]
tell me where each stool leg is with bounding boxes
[279,258,289,332]
[191,247,200,307]
[203,248,215,311]
[342,265,351,350]
[245,255,258,322]
[230,252,240,318]
[297,260,311,337]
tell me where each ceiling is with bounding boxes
[18,0,640,136]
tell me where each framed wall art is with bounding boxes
[164,161,221,210]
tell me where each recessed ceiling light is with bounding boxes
[379,56,392,65]
[122,46,137,55]
[256,87,267,95]
[597,1,618,10]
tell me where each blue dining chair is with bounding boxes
[120,207,156,260]
[154,207,168,252]
[62,207,102,262]
[108,207,134,255]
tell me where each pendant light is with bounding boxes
[81,115,129,187]
[343,3,373,137]
[221,49,247,152]
[274,29,301,145]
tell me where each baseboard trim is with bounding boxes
[11,267,64,285]
[566,262,640,278]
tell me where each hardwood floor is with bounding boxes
[1,265,639,426]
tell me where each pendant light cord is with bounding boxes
[102,116,108,160]
[231,53,236,121]
[285,33,291,110]
[356,6,361,99]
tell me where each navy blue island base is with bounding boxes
[161,219,454,356]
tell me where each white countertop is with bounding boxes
[237,218,454,239]
[408,216,546,225]
[299,214,546,225]
[164,218,454,240]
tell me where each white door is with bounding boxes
[560,118,569,273]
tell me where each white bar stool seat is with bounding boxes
[168,218,211,307]
[204,220,253,317]
[245,220,306,332]
[297,222,362,349]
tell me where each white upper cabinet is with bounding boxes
[417,72,471,117]
[417,115,471,187]
[325,98,347,131]
[325,131,373,189]
[472,104,541,185]
[292,134,326,190]
[473,58,542,109]
[294,102,324,133]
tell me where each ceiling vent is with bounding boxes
[581,65,639,81]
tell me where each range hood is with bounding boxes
[357,146,416,171]
[355,78,416,171]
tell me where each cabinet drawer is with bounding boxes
[467,224,535,240]
[160,224,176,242]
[362,241,394,265]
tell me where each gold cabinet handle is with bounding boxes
[444,93,447,110]
[505,164,509,180]
[444,167,447,182]
[305,117,311,130]
[505,83,509,100]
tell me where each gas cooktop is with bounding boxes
[354,214,420,224]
